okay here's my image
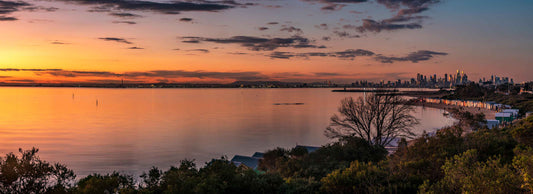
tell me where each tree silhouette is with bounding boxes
[326,93,419,147]
[0,147,75,193]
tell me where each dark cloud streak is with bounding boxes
[0,0,30,21]
[51,0,238,15]
[351,0,440,33]
[0,68,62,71]
[268,49,374,60]
[109,12,142,18]
[112,21,136,24]
[374,50,447,63]
[179,17,192,22]
[181,35,323,51]
[98,37,133,44]
[356,19,422,32]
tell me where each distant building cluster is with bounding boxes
[478,75,514,87]
[351,70,517,89]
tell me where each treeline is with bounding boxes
[1,116,533,193]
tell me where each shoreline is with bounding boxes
[412,101,496,120]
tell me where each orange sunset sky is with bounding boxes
[0,0,532,84]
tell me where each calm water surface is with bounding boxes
[0,87,455,177]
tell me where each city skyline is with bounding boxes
[349,69,519,88]
[1,0,532,84]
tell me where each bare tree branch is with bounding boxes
[326,93,419,147]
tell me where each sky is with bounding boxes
[0,0,532,84]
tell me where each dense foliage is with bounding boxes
[1,115,533,193]
[0,148,75,194]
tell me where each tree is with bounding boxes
[258,137,388,179]
[420,149,524,193]
[139,166,163,193]
[510,115,533,147]
[0,148,75,194]
[159,159,200,193]
[326,93,419,147]
[513,147,533,193]
[75,172,136,194]
[320,161,389,194]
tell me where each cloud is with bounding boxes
[0,0,59,21]
[109,12,142,18]
[268,49,375,60]
[88,5,113,12]
[267,22,278,25]
[313,72,346,76]
[0,0,30,14]
[397,6,429,15]
[270,72,308,78]
[128,46,144,49]
[179,17,192,22]
[264,4,282,8]
[331,49,375,59]
[258,27,268,31]
[301,0,367,11]
[180,35,323,51]
[7,68,266,82]
[51,0,239,15]
[112,21,136,24]
[0,16,16,20]
[356,19,421,32]
[382,15,427,23]
[187,49,209,53]
[182,40,200,43]
[315,23,328,30]
[130,70,268,81]
[301,0,368,5]
[333,30,360,38]
[269,52,295,59]
[39,70,122,77]
[280,25,303,34]
[8,79,35,83]
[346,0,440,34]
[0,68,62,71]
[0,0,31,21]
[376,0,439,9]
[228,52,248,55]
[51,41,68,44]
[98,37,133,44]
[321,3,345,11]
[320,0,368,2]
[374,50,447,63]
[22,6,59,12]
[268,49,446,63]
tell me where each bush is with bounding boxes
[320,161,389,194]
[421,149,523,193]
[0,148,75,194]
[76,172,136,194]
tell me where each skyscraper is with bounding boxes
[456,70,462,85]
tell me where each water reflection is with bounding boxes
[0,87,455,177]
